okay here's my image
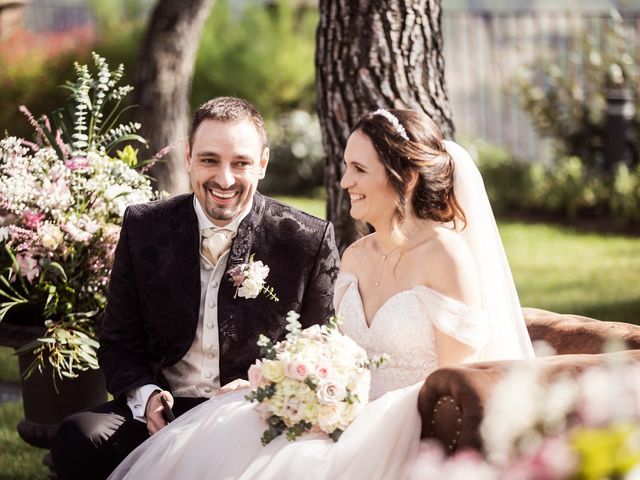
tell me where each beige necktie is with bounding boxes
[201,228,234,265]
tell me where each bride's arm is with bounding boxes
[425,230,483,367]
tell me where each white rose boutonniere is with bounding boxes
[228,254,279,301]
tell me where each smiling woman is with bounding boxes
[186,98,270,227]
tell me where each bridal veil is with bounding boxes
[444,140,535,361]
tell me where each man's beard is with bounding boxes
[205,202,238,221]
[203,181,243,221]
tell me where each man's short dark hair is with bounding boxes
[189,96,267,148]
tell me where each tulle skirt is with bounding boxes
[109,382,423,480]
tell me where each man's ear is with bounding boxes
[258,147,269,179]
[185,142,193,173]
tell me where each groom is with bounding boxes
[50,96,340,479]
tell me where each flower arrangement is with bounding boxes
[0,53,160,381]
[245,312,385,445]
[228,254,279,301]
[410,355,640,479]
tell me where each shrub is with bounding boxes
[470,140,639,226]
[515,10,639,169]
[261,110,324,196]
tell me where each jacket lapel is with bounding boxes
[219,192,265,299]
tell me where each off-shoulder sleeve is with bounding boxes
[333,271,358,313]
[414,286,490,351]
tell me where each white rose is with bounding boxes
[261,359,285,383]
[317,380,346,404]
[318,402,345,432]
[237,277,263,299]
[283,396,305,424]
[248,261,269,282]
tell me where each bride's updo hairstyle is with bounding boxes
[352,109,466,240]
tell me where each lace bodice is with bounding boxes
[334,272,490,399]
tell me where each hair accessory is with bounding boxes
[373,108,409,140]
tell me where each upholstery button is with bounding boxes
[204,343,212,350]
[212,280,219,288]
[204,371,213,379]
[203,386,212,393]
[207,353,214,360]
[208,300,216,308]
[206,322,214,329]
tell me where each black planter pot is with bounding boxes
[0,321,108,448]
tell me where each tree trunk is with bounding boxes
[132,0,214,194]
[316,0,453,252]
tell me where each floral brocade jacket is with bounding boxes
[98,192,340,401]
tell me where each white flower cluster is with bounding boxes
[0,136,155,284]
[246,312,372,444]
[228,254,278,301]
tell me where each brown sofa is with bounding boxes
[417,308,640,453]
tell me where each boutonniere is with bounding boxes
[228,254,279,301]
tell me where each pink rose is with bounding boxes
[285,358,311,381]
[316,365,329,380]
[23,211,45,229]
[248,361,265,387]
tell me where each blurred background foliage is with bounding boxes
[0,0,324,196]
[1,1,639,217]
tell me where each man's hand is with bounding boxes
[218,378,251,395]
[145,390,174,435]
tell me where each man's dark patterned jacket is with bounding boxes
[98,192,340,401]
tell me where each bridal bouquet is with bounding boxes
[0,53,160,381]
[246,312,384,445]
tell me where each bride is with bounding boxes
[109,109,534,479]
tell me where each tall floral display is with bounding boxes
[0,53,159,381]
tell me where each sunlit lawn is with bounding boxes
[0,196,638,479]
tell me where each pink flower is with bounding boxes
[316,365,329,380]
[16,252,40,283]
[248,361,265,387]
[65,157,90,170]
[285,358,311,381]
[228,265,246,287]
[23,211,45,229]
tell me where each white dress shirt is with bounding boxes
[125,196,253,422]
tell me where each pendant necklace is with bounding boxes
[375,225,420,288]
[375,245,401,287]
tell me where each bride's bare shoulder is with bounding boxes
[340,233,374,272]
[422,226,480,305]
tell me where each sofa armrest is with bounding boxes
[418,350,640,453]
[524,308,640,354]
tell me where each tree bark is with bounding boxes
[132,0,214,194]
[316,0,453,252]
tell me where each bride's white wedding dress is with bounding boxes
[109,271,490,480]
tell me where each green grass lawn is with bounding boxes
[0,196,638,477]
[0,402,48,480]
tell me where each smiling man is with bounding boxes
[50,97,340,480]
